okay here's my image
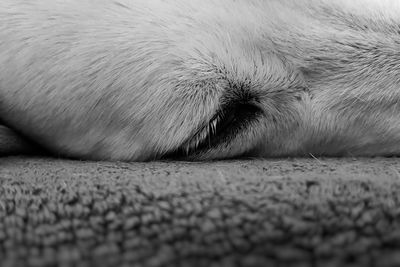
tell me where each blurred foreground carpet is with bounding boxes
[1,157,400,267]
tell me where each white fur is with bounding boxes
[1,0,400,161]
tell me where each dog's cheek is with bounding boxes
[137,81,225,159]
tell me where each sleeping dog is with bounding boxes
[1,0,400,161]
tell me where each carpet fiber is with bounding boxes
[1,157,400,267]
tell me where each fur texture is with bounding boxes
[1,0,400,161]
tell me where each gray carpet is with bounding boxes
[1,157,400,267]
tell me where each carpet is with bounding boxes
[1,157,400,267]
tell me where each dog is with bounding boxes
[1,0,400,161]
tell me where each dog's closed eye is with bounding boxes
[170,100,263,158]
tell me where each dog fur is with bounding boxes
[1,0,400,161]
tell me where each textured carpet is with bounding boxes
[1,157,400,267]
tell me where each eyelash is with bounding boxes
[180,103,262,156]
[181,112,223,156]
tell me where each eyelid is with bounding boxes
[171,102,263,159]
[179,112,223,156]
